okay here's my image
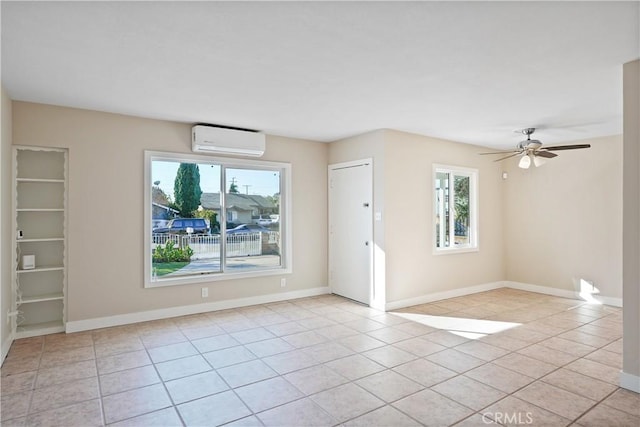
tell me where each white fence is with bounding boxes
[152,232,279,259]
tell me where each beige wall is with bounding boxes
[383,130,504,303]
[1,86,13,357]
[12,102,328,322]
[329,129,505,306]
[504,135,623,300]
[622,59,640,387]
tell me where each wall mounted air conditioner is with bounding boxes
[192,125,266,157]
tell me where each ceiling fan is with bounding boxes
[480,128,591,169]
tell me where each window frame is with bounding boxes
[144,150,292,288]
[433,164,479,255]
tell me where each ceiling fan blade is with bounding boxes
[535,151,558,158]
[479,150,520,155]
[542,144,591,151]
[493,152,522,162]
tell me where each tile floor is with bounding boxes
[1,288,638,426]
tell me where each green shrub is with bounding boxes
[152,240,194,263]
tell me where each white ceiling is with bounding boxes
[2,1,638,149]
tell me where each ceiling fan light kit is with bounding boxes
[481,127,591,169]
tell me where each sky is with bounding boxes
[152,160,280,201]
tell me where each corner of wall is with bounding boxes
[1,84,15,363]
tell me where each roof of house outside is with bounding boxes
[200,193,276,212]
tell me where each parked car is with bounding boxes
[153,218,210,234]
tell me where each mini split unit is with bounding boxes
[192,125,266,157]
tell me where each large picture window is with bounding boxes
[434,164,478,253]
[144,151,291,287]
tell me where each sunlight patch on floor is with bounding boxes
[391,311,521,340]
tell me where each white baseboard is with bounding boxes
[619,371,640,393]
[1,333,14,364]
[505,281,623,308]
[66,286,330,333]
[385,281,506,311]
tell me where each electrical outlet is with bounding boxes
[201,287,209,298]
[280,278,286,288]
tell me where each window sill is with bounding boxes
[433,246,479,256]
[145,266,292,288]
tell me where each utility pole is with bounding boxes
[243,185,252,194]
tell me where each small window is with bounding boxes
[145,151,291,287]
[434,164,478,253]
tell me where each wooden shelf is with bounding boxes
[17,265,64,273]
[16,178,64,183]
[17,238,64,243]
[17,208,64,212]
[18,293,64,304]
[16,320,64,339]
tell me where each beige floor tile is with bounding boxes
[516,343,579,366]
[393,336,447,357]
[30,376,99,414]
[494,353,556,378]
[422,330,470,347]
[541,368,617,401]
[393,388,473,426]
[96,350,151,375]
[362,345,417,368]
[537,336,596,357]
[201,345,256,369]
[602,338,623,354]
[235,376,303,412]
[281,330,328,348]
[584,348,622,369]
[558,330,616,348]
[177,390,251,426]
[154,354,212,382]
[311,383,384,423]
[217,359,278,387]
[426,348,485,373]
[262,349,319,374]
[39,345,95,369]
[345,405,422,426]
[356,369,424,402]
[43,332,94,352]
[140,330,188,349]
[218,415,263,427]
[338,333,386,352]
[100,365,160,396]
[0,390,31,421]
[95,337,145,359]
[147,341,198,363]
[1,370,36,394]
[263,321,308,337]
[25,399,102,427]
[514,381,596,420]
[314,324,359,340]
[576,404,640,427]
[454,413,500,426]
[465,363,534,393]
[102,383,172,424]
[230,327,276,344]
[180,324,226,341]
[324,354,386,381]
[190,334,240,353]
[479,334,530,351]
[165,370,228,404]
[304,341,355,363]
[601,388,640,416]
[393,358,456,387]
[432,376,507,410]
[257,397,337,427]
[245,337,295,357]
[343,318,387,333]
[284,364,348,395]
[452,340,509,362]
[564,358,621,385]
[481,396,571,427]
[296,316,338,330]
[35,359,96,388]
[0,354,41,376]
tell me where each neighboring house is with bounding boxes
[200,193,277,225]
[152,202,179,229]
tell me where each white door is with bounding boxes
[329,160,373,305]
